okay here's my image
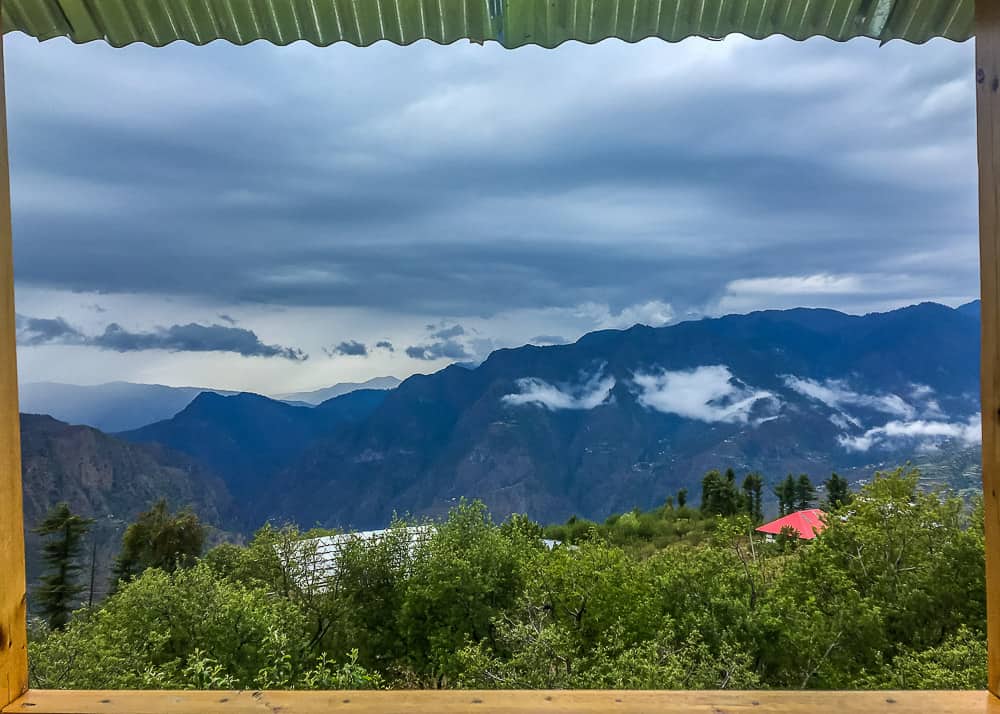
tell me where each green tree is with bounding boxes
[759,468,984,688]
[400,501,532,685]
[676,489,687,509]
[701,470,722,515]
[776,474,797,516]
[742,473,764,523]
[723,468,741,515]
[29,562,381,690]
[701,470,741,517]
[112,500,206,588]
[795,474,815,511]
[33,503,93,629]
[823,473,853,510]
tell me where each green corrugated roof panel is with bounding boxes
[1,0,974,48]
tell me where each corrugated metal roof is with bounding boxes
[1,0,974,48]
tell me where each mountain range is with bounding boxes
[260,301,982,528]
[274,377,402,406]
[18,377,400,432]
[18,381,241,433]
[20,300,983,546]
[120,389,388,512]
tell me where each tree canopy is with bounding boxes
[28,468,986,691]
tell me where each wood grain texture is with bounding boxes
[1,690,997,714]
[978,0,1000,698]
[0,22,28,710]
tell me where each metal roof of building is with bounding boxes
[756,508,828,540]
[2,0,974,49]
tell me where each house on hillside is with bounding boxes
[755,509,827,541]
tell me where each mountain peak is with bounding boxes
[957,300,981,319]
[275,376,402,406]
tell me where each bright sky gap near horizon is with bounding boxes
[6,33,978,395]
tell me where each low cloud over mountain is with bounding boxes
[633,366,777,424]
[503,369,616,411]
[838,416,981,453]
[783,376,916,420]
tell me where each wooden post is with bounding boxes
[979,0,1000,698]
[0,21,28,708]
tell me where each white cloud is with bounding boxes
[838,415,982,452]
[829,413,861,430]
[711,271,973,317]
[633,365,777,424]
[783,376,916,419]
[503,370,615,411]
[725,274,864,297]
[575,300,675,330]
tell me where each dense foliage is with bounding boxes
[112,499,206,587]
[28,468,985,690]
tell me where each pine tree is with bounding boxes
[676,488,688,509]
[723,468,740,516]
[701,470,722,515]
[702,470,743,516]
[823,473,853,510]
[742,472,764,523]
[34,502,93,629]
[795,474,816,511]
[776,474,797,516]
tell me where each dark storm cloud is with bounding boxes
[16,314,84,345]
[405,340,473,361]
[5,36,979,319]
[326,340,368,357]
[375,340,395,352]
[93,323,306,360]
[16,314,306,360]
[430,324,465,340]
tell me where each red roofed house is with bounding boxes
[756,509,827,541]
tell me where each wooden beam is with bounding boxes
[2,690,998,714]
[979,0,1000,699]
[0,18,27,710]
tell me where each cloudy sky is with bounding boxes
[5,32,977,395]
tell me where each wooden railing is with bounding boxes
[2,690,998,714]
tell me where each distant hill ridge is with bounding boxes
[19,376,401,432]
[275,376,401,405]
[120,389,390,512]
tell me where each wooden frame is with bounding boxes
[979,0,1000,698]
[2,2,1000,712]
[0,13,27,709]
